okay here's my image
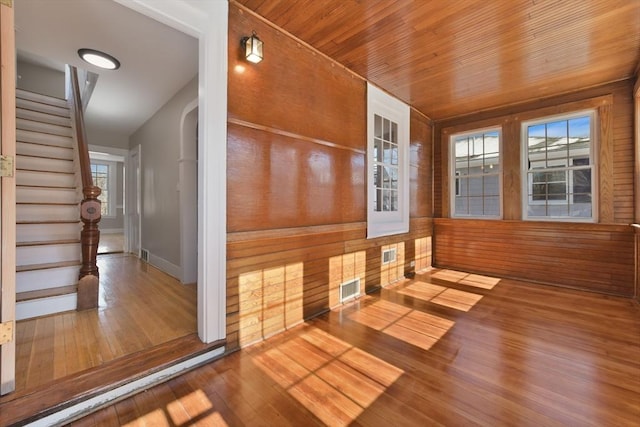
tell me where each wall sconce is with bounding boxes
[242,31,263,64]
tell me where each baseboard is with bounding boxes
[100,228,124,234]
[148,253,181,280]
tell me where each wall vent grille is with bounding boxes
[141,248,149,262]
[382,247,397,264]
[340,278,360,303]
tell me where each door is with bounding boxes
[0,0,16,396]
[127,145,141,256]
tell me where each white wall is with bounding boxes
[129,75,197,272]
[16,60,65,98]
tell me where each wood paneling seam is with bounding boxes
[228,117,366,154]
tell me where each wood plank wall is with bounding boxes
[634,76,639,301]
[226,5,433,350]
[433,80,636,296]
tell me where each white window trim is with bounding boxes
[521,109,598,222]
[367,84,410,239]
[449,126,502,219]
[90,159,117,218]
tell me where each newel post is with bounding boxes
[77,185,101,310]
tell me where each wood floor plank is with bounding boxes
[19,267,640,426]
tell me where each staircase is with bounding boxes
[15,88,82,320]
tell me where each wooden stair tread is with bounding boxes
[17,153,73,161]
[16,285,78,302]
[17,239,81,247]
[17,201,78,206]
[16,185,76,190]
[0,335,225,426]
[16,88,67,103]
[17,219,80,224]
[16,260,81,272]
[17,168,75,175]
[16,117,71,129]
[17,140,73,149]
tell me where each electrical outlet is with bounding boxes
[410,260,415,267]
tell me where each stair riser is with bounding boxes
[16,293,77,321]
[17,141,74,160]
[17,118,73,138]
[17,187,79,204]
[17,265,80,293]
[16,97,69,118]
[17,107,72,127]
[17,243,81,266]
[17,204,79,222]
[17,88,68,108]
[17,170,76,188]
[17,222,81,242]
[17,155,75,173]
[17,129,73,148]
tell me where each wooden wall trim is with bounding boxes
[228,117,366,154]
[598,103,614,222]
[635,83,640,224]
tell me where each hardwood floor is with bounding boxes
[97,233,124,254]
[12,253,197,393]
[72,268,640,426]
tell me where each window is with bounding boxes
[90,161,116,217]
[367,83,410,238]
[522,111,595,221]
[450,128,501,218]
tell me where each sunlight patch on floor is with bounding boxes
[121,389,227,427]
[432,270,501,289]
[395,280,484,311]
[252,326,403,426]
[431,288,484,312]
[348,300,455,351]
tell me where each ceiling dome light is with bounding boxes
[78,48,120,70]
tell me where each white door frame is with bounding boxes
[0,1,16,396]
[179,99,198,285]
[114,0,228,343]
[126,144,141,257]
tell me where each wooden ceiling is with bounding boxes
[235,0,640,121]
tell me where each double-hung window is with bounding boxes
[522,111,595,221]
[367,83,410,238]
[90,161,116,218]
[450,128,501,218]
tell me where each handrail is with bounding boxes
[68,65,101,311]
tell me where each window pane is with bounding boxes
[389,167,398,190]
[548,204,569,217]
[455,194,468,215]
[568,116,590,157]
[484,196,500,216]
[469,197,484,216]
[524,113,593,220]
[483,175,499,197]
[458,177,468,197]
[374,114,382,139]
[468,177,483,197]
[383,142,392,164]
[374,138,382,162]
[451,129,501,218]
[570,203,591,218]
[390,190,398,211]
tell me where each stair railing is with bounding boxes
[67,65,101,310]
